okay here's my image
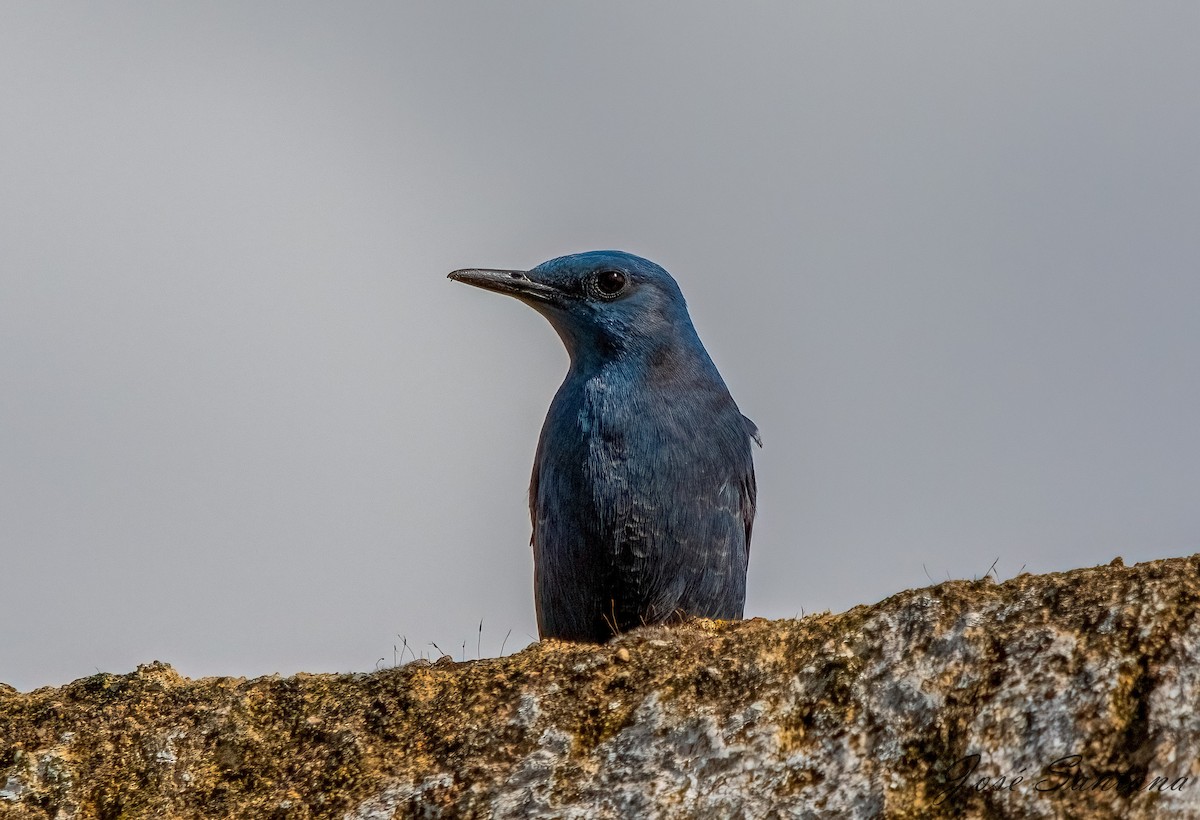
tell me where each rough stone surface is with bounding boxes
[2,554,1199,819]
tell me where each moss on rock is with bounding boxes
[3,554,1199,818]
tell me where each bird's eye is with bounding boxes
[594,270,628,297]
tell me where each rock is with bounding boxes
[2,554,1199,818]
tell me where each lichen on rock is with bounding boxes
[3,554,1199,819]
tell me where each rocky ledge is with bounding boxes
[2,554,1199,819]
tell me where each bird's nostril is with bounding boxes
[510,272,524,280]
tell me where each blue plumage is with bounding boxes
[449,251,759,642]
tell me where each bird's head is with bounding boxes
[449,251,699,369]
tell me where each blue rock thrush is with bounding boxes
[449,251,760,643]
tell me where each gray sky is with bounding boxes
[2,3,1197,692]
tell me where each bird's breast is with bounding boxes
[540,365,747,490]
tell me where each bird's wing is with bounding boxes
[742,414,763,447]
[740,460,757,559]
[739,414,760,555]
[622,409,757,623]
[528,448,540,548]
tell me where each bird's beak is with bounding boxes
[447,268,562,304]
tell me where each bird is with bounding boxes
[448,251,760,643]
